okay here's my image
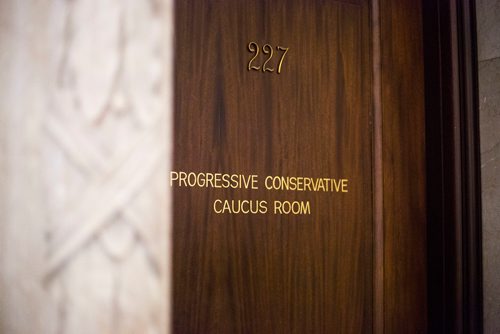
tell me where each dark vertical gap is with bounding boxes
[423,0,446,332]
[424,0,462,331]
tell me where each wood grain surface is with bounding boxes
[379,0,427,332]
[173,1,372,333]
[172,0,426,333]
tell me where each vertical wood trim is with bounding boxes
[371,0,384,333]
[456,2,483,332]
[380,0,427,332]
[423,0,483,332]
[450,0,466,329]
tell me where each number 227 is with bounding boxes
[247,42,289,74]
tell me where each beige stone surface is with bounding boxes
[477,0,500,331]
[477,0,500,61]
[0,0,173,333]
[479,57,500,334]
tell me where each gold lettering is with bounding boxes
[274,200,283,214]
[187,172,195,187]
[221,173,230,188]
[276,46,289,74]
[333,179,341,192]
[264,176,272,190]
[240,200,249,214]
[316,178,325,192]
[295,177,303,191]
[241,175,251,189]
[251,175,259,190]
[231,174,238,189]
[247,42,260,71]
[170,171,349,196]
[222,199,231,212]
[179,171,187,187]
[259,200,268,214]
[214,173,222,188]
[206,172,214,187]
[274,200,311,215]
[231,200,241,214]
[262,44,274,72]
[213,199,223,214]
[196,172,205,187]
[303,177,312,191]
[170,171,178,186]
[341,179,348,192]
[213,199,268,214]
[247,42,289,74]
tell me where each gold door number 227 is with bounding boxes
[247,42,289,74]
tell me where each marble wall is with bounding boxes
[477,0,500,333]
[0,1,173,333]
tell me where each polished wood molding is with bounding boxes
[379,0,427,332]
[423,0,483,332]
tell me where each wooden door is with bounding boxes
[172,0,426,333]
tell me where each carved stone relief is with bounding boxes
[0,0,172,333]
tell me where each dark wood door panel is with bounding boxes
[173,1,372,333]
[172,0,426,333]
